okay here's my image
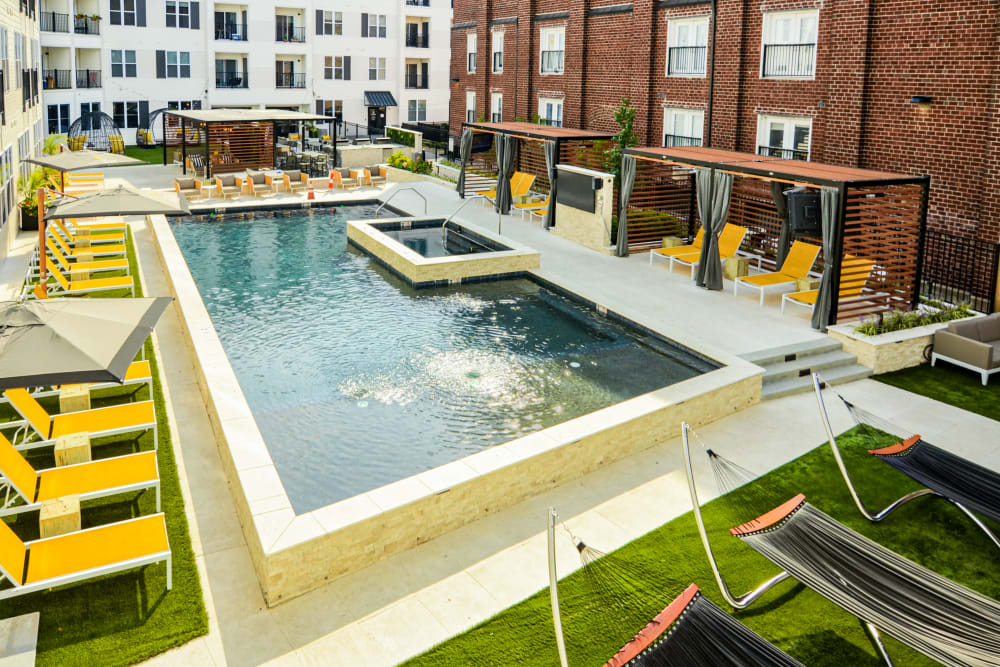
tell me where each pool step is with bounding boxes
[742,337,871,400]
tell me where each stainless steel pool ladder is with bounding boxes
[441,194,490,241]
[374,187,427,218]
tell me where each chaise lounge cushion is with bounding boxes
[935,313,1000,372]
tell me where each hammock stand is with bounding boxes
[681,422,1000,667]
[811,373,1000,550]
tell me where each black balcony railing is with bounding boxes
[762,43,815,78]
[216,73,248,88]
[276,25,305,42]
[216,22,248,40]
[405,35,428,48]
[491,113,501,122]
[492,52,502,72]
[757,144,809,161]
[74,16,100,35]
[276,72,305,88]
[663,134,702,147]
[76,69,101,88]
[667,46,706,75]
[40,11,69,32]
[42,69,71,89]
[405,75,428,89]
[921,230,1000,313]
[406,0,430,6]
[541,50,563,74]
[0,71,5,125]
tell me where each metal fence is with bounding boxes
[921,230,1000,312]
[40,11,69,32]
[762,43,815,78]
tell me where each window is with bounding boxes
[166,51,191,78]
[492,31,503,73]
[466,90,476,123]
[757,115,811,160]
[17,130,30,181]
[491,92,502,122]
[325,56,349,80]
[540,27,564,74]
[539,97,563,127]
[166,1,190,28]
[319,11,343,36]
[368,57,386,81]
[80,102,100,130]
[667,17,708,76]
[111,0,137,26]
[13,33,22,79]
[1,30,8,92]
[111,50,137,78]
[48,103,70,134]
[0,146,13,230]
[466,33,476,73]
[407,99,426,122]
[662,108,703,147]
[334,100,342,120]
[167,100,200,110]
[317,99,342,119]
[114,101,141,128]
[363,14,387,38]
[762,10,817,78]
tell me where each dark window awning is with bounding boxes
[364,91,398,107]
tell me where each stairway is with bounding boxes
[742,338,872,400]
[463,174,495,197]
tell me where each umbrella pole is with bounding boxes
[37,188,47,297]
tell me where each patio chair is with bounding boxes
[3,387,156,452]
[329,169,359,190]
[62,172,104,196]
[670,224,749,278]
[364,166,387,188]
[649,228,705,266]
[42,226,126,260]
[49,218,124,246]
[236,172,272,198]
[481,172,535,204]
[513,193,550,220]
[0,513,171,600]
[0,432,159,517]
[174,177,202,202]
[214,174,241,199]
[184,155,206,178]
[43,238,130,277]
[281,170,310,195]
[734,240,821,305]
[311,154,330,178]
[781,256,874,315]
[64,217,128,235]
[30,261,134,299]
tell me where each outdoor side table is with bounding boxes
[39,495,81,538]
[54,432,92,467]
[724,255,751,280]
[59,384,90,413]
[662,236,684,248]
[796,277,822,291]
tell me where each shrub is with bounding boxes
[386,127,416,147]
[854,303,973,336]
[387,150,432,175]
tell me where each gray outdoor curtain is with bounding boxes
[615,154,637,257]
[543,140,558,229]
[772,181,792,267]
[694,168,734,290]
[456,128,473,198]
[494,133,515,214]
[811,186,840,331]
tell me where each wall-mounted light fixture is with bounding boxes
[910,95,932,111]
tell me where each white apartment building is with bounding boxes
[39,0,451,144]
[1,1,44,261]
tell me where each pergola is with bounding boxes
[624,146,930,328]
[163,109,336,178]
[458,121,614,227]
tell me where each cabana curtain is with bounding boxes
[495,133,515,214]
[543,140,558,229]
[456,128,473,198]
[694,168,733,290]
[811,187,840,330]
[615,155,636,257]
[771,182,792,266]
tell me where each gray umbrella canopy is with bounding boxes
[44,185,190,220]
[22,150,144,173]
[0,297,172,389]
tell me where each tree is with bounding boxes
[605,97,638,186]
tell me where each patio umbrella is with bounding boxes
[44,185,190,220]
[23,150,145,192]
[0,297,172,389]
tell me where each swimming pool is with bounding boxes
[170,205,714,512]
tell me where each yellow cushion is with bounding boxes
[0,521,26,584]
[738,272,797,288]
[50,401,155,440]
[779,241,821,279]
[4,389,53,440]
[37,451,157,502]
[787,290,819,306]
[0,432,37,501]
[652,244,698,258]
[68,275,133,292]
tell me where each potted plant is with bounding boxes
[89,14,101,21]
[75,13,87,19]
[16,168,52,232]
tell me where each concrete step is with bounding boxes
[740,337,842,367]
[761,350,860,382]
[762,363,872,400]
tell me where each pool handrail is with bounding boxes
[441,195,490,241]
[375,187,427,218]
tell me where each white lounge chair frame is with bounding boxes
[4,399,157,453]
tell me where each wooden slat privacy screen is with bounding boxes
[208,122,275,174]
[622,161,696,252]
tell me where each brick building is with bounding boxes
[450,0,1000,243]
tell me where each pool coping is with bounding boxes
[148,205,762,605]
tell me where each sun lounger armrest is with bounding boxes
[933,330,993,370]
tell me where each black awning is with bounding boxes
[364,91,398,107]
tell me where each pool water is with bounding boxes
[383,225,502,258]
[171,206,713,512]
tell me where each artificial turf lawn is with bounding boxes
[403,427,1000,666]
[124,145,166,165]
[0,233,208,666]
[876,362,1000,421]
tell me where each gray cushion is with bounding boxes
[219,175,236,186]
[340,168,352,177]
[176,178,195,189]
[285,170,301,180]
[949,319,980,339]
[977,314,1000,343]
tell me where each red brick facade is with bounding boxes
[450,0,1000,242]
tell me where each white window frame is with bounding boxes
[166,1,191,28]
[491,92,503,122]
[368,57,386,81]
[757,114,812,160]
[492,31,504,73]
[539,27,565,74]
[466,90,476,123]
[111,49,137,78]
[113,101,141,129]
[662,108,704,147]
[466,33,477,73]
[761,9,818,79]
[166,51,191,78]
[538,97,563,127]
[408,99,427,122]
[111,0,137,26]
[365,14,387,38]
[666,17,708,77]
[47,103,70,134]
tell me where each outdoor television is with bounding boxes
[786,188,821,236]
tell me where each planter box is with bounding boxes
[828,315,981,374]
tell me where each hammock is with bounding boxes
[734,495,1000,667]
[605,584,804,667]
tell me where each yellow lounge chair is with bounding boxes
[66,216,128,234]
[734,241,821,306]
[32,261,134,299]
[9,360,153,401]
[4,387,156,452]
[481,172,536,203]
[513,193,550,220]
[649,228,705,266]
[782,257,875,315]
[49,218,124,246]
[0,513,171,599]
[0,432,159,516]
[44,223,126,259]
[42,238,130,278]
[670,224,749,278]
